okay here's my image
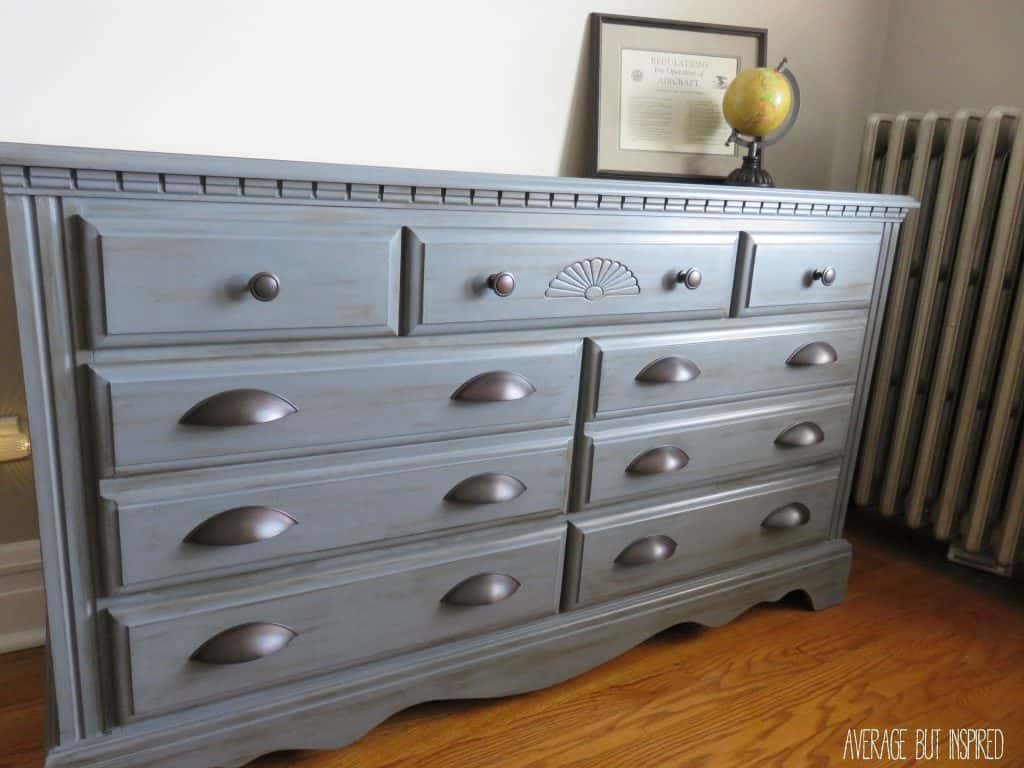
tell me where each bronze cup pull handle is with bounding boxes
[774,422,825,448]
[761,503,811,530]
[179,389,298,427]
[626,446,690,476]
[185,506,297,546]
[635,357,701,384]
[451,371,536,402]
[191,622,297,665]
[444,473,527,504]
[441,573,520,606]
[786,342,838,367]
[615,534,678,566]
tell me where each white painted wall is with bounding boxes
[0,0,893,189]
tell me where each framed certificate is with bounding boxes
[590,14,766,182]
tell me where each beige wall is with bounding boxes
[874,0,1024,115]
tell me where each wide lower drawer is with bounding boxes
[564,465,838,608]
[90,341,581,474]
[76,200,402,346]
[405,226,739,333]
[584,315,867,419]
[108,522,565,719]
[577,387,852,509]
[101,430,572,588]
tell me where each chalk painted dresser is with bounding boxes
[0,143,913,768]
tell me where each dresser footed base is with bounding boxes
[46,540,850,768]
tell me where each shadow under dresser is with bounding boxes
[0,144,914,768]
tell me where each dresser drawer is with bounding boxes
[735,230,882,315]
[90,341,580,474]
[77,202,401,345]
[578,388,852,509]
[564,466,838,608]
[102,430,572,587]
[584,316,866,419]
[404,227,739,333]
[108,522,565,719]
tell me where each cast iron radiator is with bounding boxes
[852,107,1024,575]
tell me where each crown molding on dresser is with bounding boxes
[0,142,914,220]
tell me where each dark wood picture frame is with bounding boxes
[590,14,767,183]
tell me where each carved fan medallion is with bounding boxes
[545,258,640,300]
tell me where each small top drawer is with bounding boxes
[404,227,739,333]
[584,316,867,419]
[77,201,401,346]
[90,341,580,474]
[735,230,883,315]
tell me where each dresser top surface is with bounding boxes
[0,141,916,219]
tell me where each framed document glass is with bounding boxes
[591,14,766,181]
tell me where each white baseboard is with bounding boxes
[0,539,46,653]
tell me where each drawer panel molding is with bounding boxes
[578,388,853,509]
[100,430,572,587]
[404,227,739,333]
[90,342,580,474]
[108,523,566,718]
[77,202,402,346]
[583,317,866,419]
[564,465,839,607]
[733,229,883,315]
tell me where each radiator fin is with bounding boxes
[854,106,1024,576]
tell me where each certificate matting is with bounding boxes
[592,15,766,181]
[618,49,737,155]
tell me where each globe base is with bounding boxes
[725,152,775,188]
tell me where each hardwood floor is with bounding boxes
[4,518,1023,767]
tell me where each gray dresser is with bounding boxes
[0,143,913,768]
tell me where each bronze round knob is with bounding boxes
[676,268,702,290]
[812,266,837,286]
[248,272,280,302]
[487,272,516,297]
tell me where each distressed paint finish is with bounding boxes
[102,429,573,588]
[0,142,911,768]
[564,464,840,608]
[583,316,867,420]
[108,522,567,719]
[405,227,738,333]
[733,229,883,315]
[579,388,853,509]
[79,204,402,344]
[90,342,582,474]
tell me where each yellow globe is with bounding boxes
[722,67,793,138]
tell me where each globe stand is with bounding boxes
[725,141,775,188]
[722,58,800,189]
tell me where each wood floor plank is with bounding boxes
[2,519,1022,768]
